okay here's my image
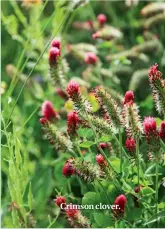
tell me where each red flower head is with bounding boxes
[48,47,60,65]
[55,196,66,208]
[84,52,98,65]
[114,194,127,216]
[39,117,48,125]
[41,101,58,121]
[99,142,108,149]
[62,162,75,177]
[159,121,165,142]
[56,88,68,100]
[125,138,136,152]
[66,81,80,98]
[96,154,105,166]
[124,91,134,104]
[143,117,156,135]
[65,208,79,218]
[97,14,107,26]
[67,111,79,136]
[134,185,143,193]
[51,39,61,50]
[149,64,162,82]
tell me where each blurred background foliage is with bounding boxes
[1,0,165,228]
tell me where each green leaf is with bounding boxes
[158,202,165,209]
[79,141,95,148]
[141,187,155,196]
[93,213,113,227]
[143,211,165,226]
[98,135,112,143]
[109,156,120,173]
[28,182,34,211]
[82,192,100,205]
[145,163,163,176]
[78,128,93,138]
[122,179,133,193]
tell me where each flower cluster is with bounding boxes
[123,91,143,139]
[143,117,161,152]
[66,80,92,113]
[49,39,67,88]
[41,101,59,122]
[55,196,91,228]
[94,86,122,131]
[62,158,104,183]
[113,194,127,217]
[148,64,165,116]
[67,111,80,136]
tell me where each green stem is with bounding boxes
[136,137,140,188]
[47,212,60,228]
[75,139,83,158]
[119,128,123,174]
[155,160,159,227]
[97,180,111,205]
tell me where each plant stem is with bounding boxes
[119,128,123,174]
[136,137,140,188]
[155,159,159,227]
[97,180,111,205]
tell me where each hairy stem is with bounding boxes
[155,159,159,227]
[136,137,140,188]
[119,128,123,174]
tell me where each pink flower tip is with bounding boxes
[66,81,80,97]
[124,91,134,104]
[149,64,162,81]
[84,52,98,65]
[125,138,136,152]
[67,111,79,135]
[114,194,127,215]
[48,47,60,65]
[62,162,75,177]
[96,154,105,165]
[56,88,68,100]
[51,39,61,50]
[39,117,48,125]
[41,101,57,121]
[99,142,108,149]
[143,117,157,135]
[55,196,66,208]
[65,208,79,218]
[97,14,107,26]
